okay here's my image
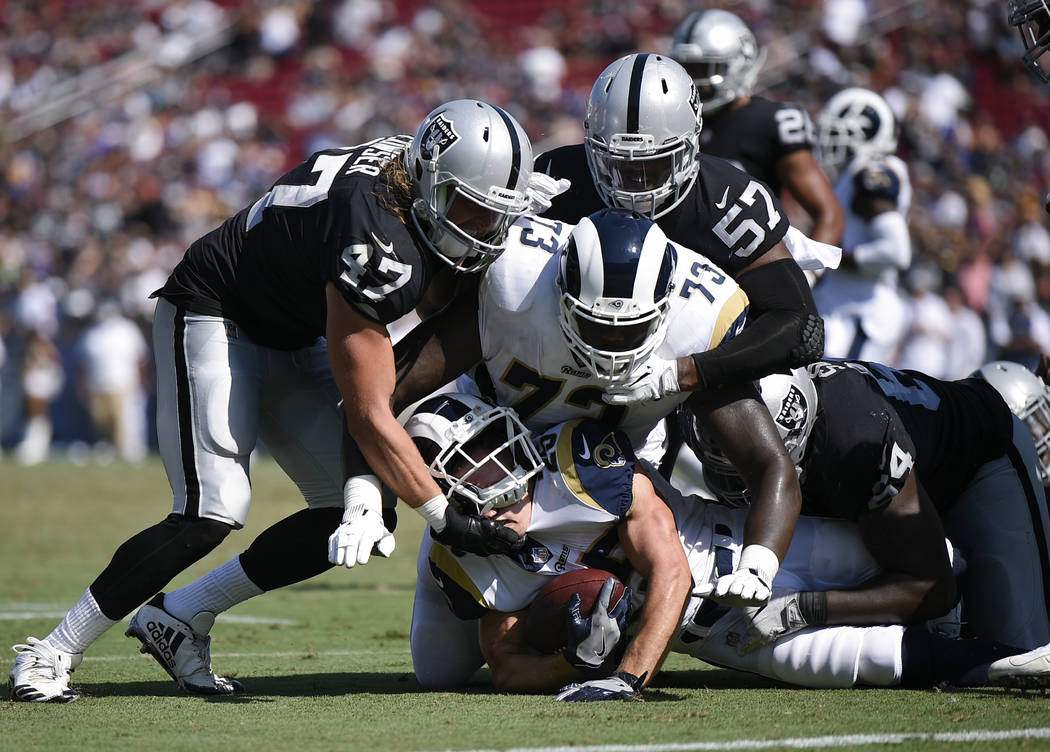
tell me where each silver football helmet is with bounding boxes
[974,360,1050,486]
[817,87,898,172]
[557,209,677,384]
[584,54,703,219]
[1009,0,1050,82]
[671,9,766,115]
[406,99,533,273]
[404,392,544,514]
[685,367,817,507]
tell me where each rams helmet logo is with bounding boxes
[594,431,627,469]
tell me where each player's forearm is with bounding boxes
[823,571,956,626]
[344,403,443,508]
[850,211,911,271]
[693,260,822,389]
[616,566,691,687]
[488,651,580,693]
[740,462,801,562]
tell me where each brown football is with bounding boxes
[523,568,626,653]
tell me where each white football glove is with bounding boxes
[327,474,395,568]
[710,544,778,608]
[553,671,642,702]
[526,172,571,214]
[738,588,808,655]
[601,356,681,405]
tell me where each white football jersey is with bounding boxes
[474,215,749,461]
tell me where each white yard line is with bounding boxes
[82,648,407,662]
[429,728,1050,752]
[0,607,297,625]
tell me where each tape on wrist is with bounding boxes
[416,494,449,532]
[738,544,780,585]
[342,474,382,522]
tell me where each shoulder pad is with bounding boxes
[549,419,635,519]
[481,219,565,314]
[852,164,901,202]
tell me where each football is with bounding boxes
[523,568,626,654]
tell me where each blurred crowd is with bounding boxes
[1,0,1048,463]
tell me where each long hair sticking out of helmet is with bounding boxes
[406,100,533,273]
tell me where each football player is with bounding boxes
[8,100,536,703]
[1010,0,1050,82]
[406,393,1047,698]
[392,208,802,616]
[670,9,844,247]
[812,88,913,365]
[534,53,828,401]
[685,360,1050,651]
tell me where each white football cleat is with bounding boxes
[9,637,83,703]
[989,643,1050,692]
[126,594,243,696]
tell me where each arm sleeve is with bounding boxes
[851,210,912,271]
[691,259,823,390]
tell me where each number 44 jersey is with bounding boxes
[472,215,749,461]
[154,136,435,350]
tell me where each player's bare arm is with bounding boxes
[326,282,445,508]
[691,384,801,563]
[614,470,692,687]
[479,610,582,692]
[776,149,845,246]
[836,472,957,625]
[392,288,483,416]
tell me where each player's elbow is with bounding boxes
[912,574,958,624]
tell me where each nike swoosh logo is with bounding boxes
[370,232,394,255]
[715,186,731,210]
[579,436,591,460]
[598,629,607,657]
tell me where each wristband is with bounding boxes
[416,494,449,532]
[342,474,382,521]
[738,544,779,585]
[797,591,828,626]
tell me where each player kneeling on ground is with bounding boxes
[406,393,1050,700]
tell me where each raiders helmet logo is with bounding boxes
[774,385,808,440]
[419,113,460,161]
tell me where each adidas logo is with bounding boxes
[146,620,186,668]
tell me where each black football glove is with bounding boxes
[562,578,632,671]
[554,670,645,702]
[431,504,526,557]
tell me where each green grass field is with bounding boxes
[3,457,1050,752]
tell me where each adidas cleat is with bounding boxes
[989,642,1050,693]
[126,594,243,696]
[9,637,83,703]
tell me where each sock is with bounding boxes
[163,557,264,626]
[45,589,117,655]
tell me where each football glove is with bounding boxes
[710,544,778,608]
[328,475,395,568]
[738,589,809,655]
[602,356,681,405]
[526,172,571,214]
[432,504,527,557]
[554,671,644,702]
[562,579,632,671]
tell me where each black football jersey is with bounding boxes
[800,360,1014,519]
[699,96,816,196]
[154,136,434,350]
[535,144,788,277]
